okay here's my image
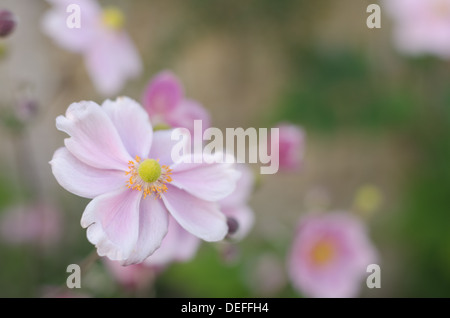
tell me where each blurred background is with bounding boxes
[1,0,450,297]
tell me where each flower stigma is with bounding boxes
[126,156,172,199]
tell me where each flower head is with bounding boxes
[42,0,142,95]
[273,123,305,172]
[142,71,211,133]
[383,0,450,59]
[288,212,378,298]
[50,97,239,265]
[0,9,17,38]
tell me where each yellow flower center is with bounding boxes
[310,240,335,266]
[126,156,172,199]
[102,6,125,30]
[138,159,161,183]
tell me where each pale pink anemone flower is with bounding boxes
[50,97,240,265]
[288,212,378,298]
[383,0,450,59]
[142,71,211,133]
[272,123,305,172]
[219,164,255,241]
[0,202,62,247]
[42,0,142,96]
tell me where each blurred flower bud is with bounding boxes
[226,217,239,236]
[14,84,40,123]
[0,10,17,38]
[270,123,305,172]
[16,97,39,122]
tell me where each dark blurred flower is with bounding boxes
[142,71,211,134]
[383,0,450,59]
[42,0,142,95]
[288,212,378,298]
[0,202,62,247]
[0,10,17,38]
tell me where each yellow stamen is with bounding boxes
[126,157,172,199]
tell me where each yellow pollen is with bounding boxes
[102,6,125,30]
[126,156,172,199]
[310,240,335,266]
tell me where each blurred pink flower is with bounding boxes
[103,259,156,291]
[383,0,450,59]
[273,123,305,172]
[50,97,239,265]
[42,0,142,95]
[219,164,255,240]
[288,212,378,298]
[142,71,211,133]
[0,202,62,247]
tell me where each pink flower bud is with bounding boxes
[0,10,17,38]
